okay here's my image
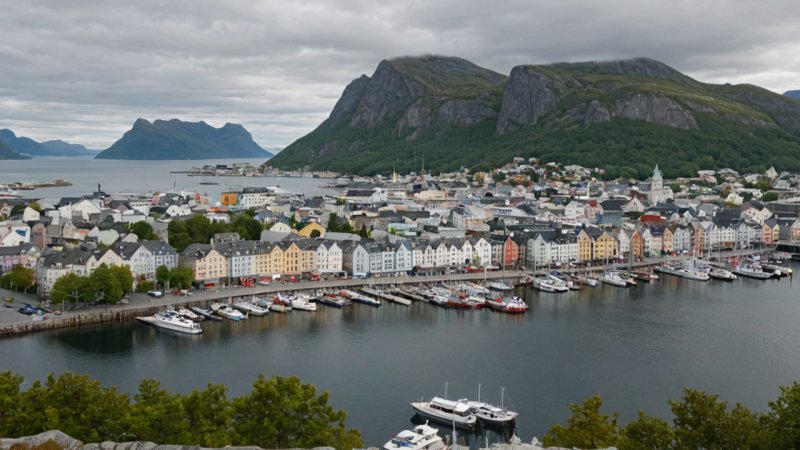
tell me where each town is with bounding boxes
[1,158,799,308]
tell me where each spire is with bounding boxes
[652,164,663,180]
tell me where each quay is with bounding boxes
[0,270,524,338]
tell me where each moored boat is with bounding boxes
[232,298,270,316]
[732,263,773,280]
[189,306,222,321]
[270,294,293,312]
[291,294,318,311]
[383,422,446,450]
[211,302,246,320]
[487,281,514,291]
[485,296,528,314]
[176,307,201,321]
[410,396,477,429]
[601,271,628,287]
[708,267,737,281]
[135,311,203,334]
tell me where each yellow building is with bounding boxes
[221,191,239,207]
[297,222,326,238]
[282,242,301,274]
[593,230,618,260]
[180,244,228,282]
[577,229,593,262]
[662,227,674,253]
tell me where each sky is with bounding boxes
[1,0,798,150]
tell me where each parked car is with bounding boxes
[147,290,164,298]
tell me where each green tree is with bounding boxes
[543,395,619,449]
[182,384,232,447]
[765,382,800,449]
[130,221,158,240]
[0,371,23,437]
[89,264,123,304]
[169,267,194,290]
[669,388,762,450]
[129,379,190,444]
[156,265,171,289]
[50,273,90,303]
[761,191,778,202]
[0,265,36,292]
[231,375,362,450]
[619,411,675,450]
[109,265,134,294]
[28,201,43,213]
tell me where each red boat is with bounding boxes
[486,296,528,314]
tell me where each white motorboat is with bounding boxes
[732,263,773,280]
[465,282,492,295]
[466,386,518,426]
[533,278,568,293]
[601,271,628,287]
[210,302,246,320]
[487,282,514,291]
[709,267,737,281]
[410,396,477,429]
[383,422,446,450]
[577,275,598,287]
[291,294,317,311]
[341,289,381,306]
[232,298,270,316]
[135,311,202,335]
[680,268,710,281]
[176,307,201,321]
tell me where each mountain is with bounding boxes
[0,140,30,160]
[95,119,273,160]
[267,55,800,178]
[0,129,95,157]
[40,139,98,156]
[785,90,800,100]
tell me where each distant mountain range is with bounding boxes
[0,129,97,158]
[785,90,800,100]
[0,140,29,160]
[94,119,273,160]
[267,55,800,178]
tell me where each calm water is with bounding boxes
[1,270,798,446]
[0,157,336,200]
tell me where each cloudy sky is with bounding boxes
[1,0,798,150]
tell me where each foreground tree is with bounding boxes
[128,379,191,444]
[543,395,619,449]
[619,411,675,450]
[0,265,36,292]
[182,383,232,447]
[49,273,89,304]
[765,382,800,449]
[669,388,764,450]
[231,375,363,450]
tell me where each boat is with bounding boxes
[410,396,477,429]
[761,263,789,278]
[485,296,528,314]
[429,294,449,308]
[232,298,270,316]
[314,292,350,308]
[487,281,514,291]
[630,271,652,282]
[270,294,293,312]
[576,275,598,287]
[210,302,246,320]
[466,386,518,426]
[176,307,201,321]
[464,282,492,295]
[549,273,580,290]
[533,278,568,293]
[708,267,737,281]
[680,267,710,281]
[445,294,474,309]
[291,294,317,311]
[383,422,446,450]
[135,311,203,334]
[731,263,774,280]
[189,306,222,321]
[600,271,628,288]
[341,289,381,307]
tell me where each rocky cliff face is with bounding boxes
[496,66,579,134]
[614,94,698,129]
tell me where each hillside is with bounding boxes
[0,129,95,157]
[785,90,800,100]
[267,56,800,178]
[0,140,29,160]
[95,119,273,160]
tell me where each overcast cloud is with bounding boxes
[1,0,798,149]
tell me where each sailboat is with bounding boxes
[466,385,518,427]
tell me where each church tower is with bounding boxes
[651,164,663,192]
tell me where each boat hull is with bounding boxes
[410,403,476,429]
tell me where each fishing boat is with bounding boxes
[383,422,446,450]
[135,311,203,334]
[270,294,293,312]
[291,294,317,311]
[232,298,270,316]
[485,296,528,314]
[211,302,246,320]
[410,397,477,429]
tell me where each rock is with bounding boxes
[436,99,497,127]
[0,430,82,450]
[328,75,371,124]
[584,100,611,127]
[614,94,698,129]
[349,60,424,128]
[495,66,579,134]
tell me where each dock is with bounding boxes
[360,287,412,306]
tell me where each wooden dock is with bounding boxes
[360,287,412,306]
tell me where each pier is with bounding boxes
[0,270,523,338]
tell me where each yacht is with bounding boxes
[189,306,222,321]
[211,303,246,320]
[680,267,710,281]
[732,263,773,280]
[708,267,737,281]
[466,387,518,426]
[383,423,446,450]
[410,396,477,429]
[233,298,270,316]
[291,294,317,311]
[135,311,203,334]
[176,307,201,321]
[601,271,629,287]
[485,296,528,314]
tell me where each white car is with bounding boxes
[146,290,164,298]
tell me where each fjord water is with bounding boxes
[1,269,798,446]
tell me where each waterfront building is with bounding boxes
[180,244,228,285]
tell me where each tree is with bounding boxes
[50,273,90,304]
[231,375,362,450]
[543,395,619,449]
[0,266,36,292]
[169,267,194,290]
[619,411,675,450]
[156,265,171,289]
[89,264,123,304]
[109,265,133,294]
[0,371,23,437]
[668,388,763,450]
[130,222,158,240]
[765,382,800,449]
[182,384,232,447]
[129,379,191,444]
[761,191,779,202]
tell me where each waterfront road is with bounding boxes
[0,270,524,333]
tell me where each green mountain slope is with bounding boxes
[0,141,30,160]
[267,56,800,178]
[95,119,272,160]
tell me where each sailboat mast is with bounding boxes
[501,386,505,409]
[478,383,481,403]
[444,381,448,400]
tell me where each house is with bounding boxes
[342,242,369,277]
[180,244,228,286]
[297,222,326,238]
